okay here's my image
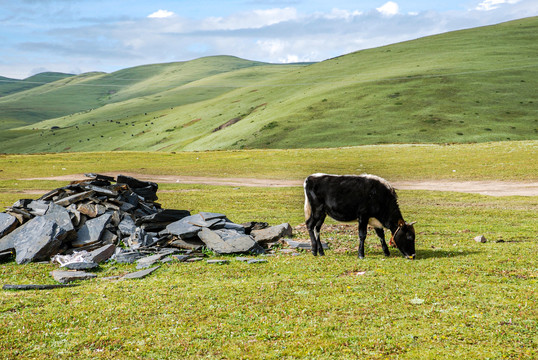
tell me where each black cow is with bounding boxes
[303,173,416,259]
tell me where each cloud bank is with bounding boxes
[0,0,537,78]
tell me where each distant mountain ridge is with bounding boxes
[0,72,74,97]
[0,17,537,153]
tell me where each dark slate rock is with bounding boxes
[51,269,97,284]
[3,284,78,290]
[136,209,191,226]
[72,213,112,247]
[169,238,204,251]
[183,214,207,227]
[44,202,76,239]
[62,261,99,270]
[27,200,50,216]
[199,228,264,255]
[83,173,115,182]
[113,250,145,264]
[136,253,167,269]
[54,190,95,207]
[81,184,118,197]
[284,239,329,250]
[199,212,226,221]
[186,257,204,262]
[164,219,201,239]
[222,222,246,233]
[118,216,137,235]
[122,265,160,279]
[0,212,18,238]
[116,175,158,202]
[198,228,234,253]
[86,244,116,263]
[251,223,293,245]
[4,216,67,264]
[242,222,269,234]
[172,254,191,262]
[124,227,156,249]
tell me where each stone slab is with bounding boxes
[72,213,112,247]
[0,212,18,239]
[6,216,67,264]
[51,269,97,284]
[251,223,293,245]
[86,244,116,263]
[122,265,160,279]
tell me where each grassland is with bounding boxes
[0,144,536,359]
[1,17,537,153]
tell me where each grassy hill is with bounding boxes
[0,72,74,98]
[0,17,537,153]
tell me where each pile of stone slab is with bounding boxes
[0,173,293,265]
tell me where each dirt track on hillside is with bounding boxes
[18,172,538,197]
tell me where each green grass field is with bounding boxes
[0,144,536,359]
[1,17,537,153]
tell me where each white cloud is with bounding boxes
[148,9,175,19]
[201,7,298,30]
[475,0,521,11]
[376,1,399,16]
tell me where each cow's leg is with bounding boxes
[314,214,326,256]
[306,211,325,256]
[358,217,368,259]
[375,228,390,257]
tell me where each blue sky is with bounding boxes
[1,0,536,78]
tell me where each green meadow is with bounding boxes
[0,143,536,359]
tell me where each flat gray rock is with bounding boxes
[118,216,137,235]
[199,212,226,221]
[136,253,167,269]
[54,190,95,207]
[86,244,116,263]
[0,212,18,239]
[199,228,264,255]
[284,239,328,250]
[207,259,229,264]
[72,213,112,247]
[43,202,75,239]
[251,223,293,245]
[122,265,160,279]
[62,261,99,270]
[247,259,268,264]
[164,219,200,239]
[4,216,67,264]
[113,250,145,264]
[51,269,97,284]
[171,254,190,262]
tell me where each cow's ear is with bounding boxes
[398,219,405,228]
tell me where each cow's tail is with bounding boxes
[303,177,312,223]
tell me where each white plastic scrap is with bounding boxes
[51,250,91,267]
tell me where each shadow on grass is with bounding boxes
[416,248,480,260]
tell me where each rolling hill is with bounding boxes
[0,16,537,153]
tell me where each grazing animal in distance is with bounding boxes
[303,173,416,259]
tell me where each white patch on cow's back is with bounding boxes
[368,217,383,229]
[360,174,394,191]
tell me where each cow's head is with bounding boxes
[390,220,416,259]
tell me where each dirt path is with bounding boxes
[18,172,538,197]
